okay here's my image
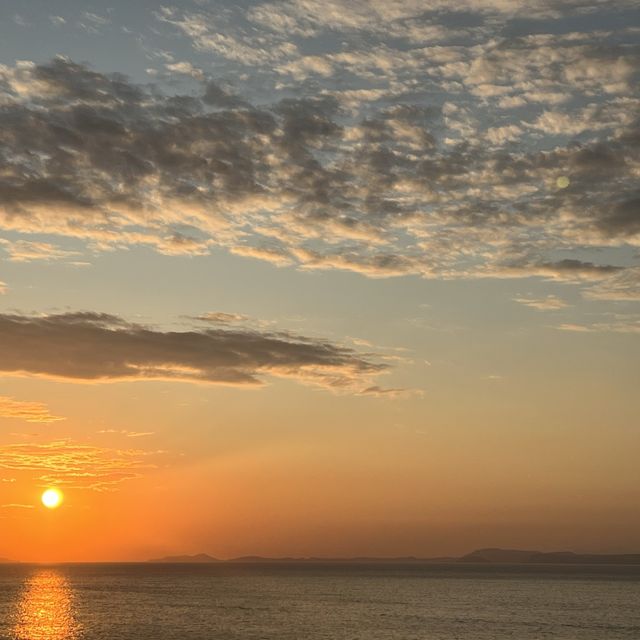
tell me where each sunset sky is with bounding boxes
[0,0,638,562]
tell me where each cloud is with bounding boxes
[193,312,250,324]
[598,196,640,237]
[0,239,79,262]
[513,295,570,310]
[509,260,626,282]
[247,0,639,39]
[156,8,297,64]
[357,385,423,399]
[582,267,640,301]
[0,396,64,423]
[485,124,523,145]
[557,316,640,334]
[0,52,638,291]
[76,11,111,35]
[0,440,159,491]
[0,311,392,394]
[165,61,203,79]
[97,430,154,438]
[230,245,294,266]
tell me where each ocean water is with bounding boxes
[0,563,639,639]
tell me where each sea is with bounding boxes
[0,562,639,639]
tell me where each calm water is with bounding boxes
[0,563,639,639]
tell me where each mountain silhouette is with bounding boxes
[148,553,220,563]
[148,549,640,565]
[460,548,640,564]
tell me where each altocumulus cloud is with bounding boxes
[0,312,391,393]
[0,50,638,300]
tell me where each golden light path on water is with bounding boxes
[12,569,81,640]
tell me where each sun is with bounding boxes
[41,488,64,509]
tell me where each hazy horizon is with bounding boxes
[5,546,640,565]
[1,0,639,563]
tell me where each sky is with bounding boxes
[0,0,638,562]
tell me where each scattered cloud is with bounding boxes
[0,3,638,300]
[76,11,111,35]
[0,239,79,262]
[0,54,638,295]
[557,316,640,334]
[0,440,159,491]
[0,396,64,423]
[514,295,570,310]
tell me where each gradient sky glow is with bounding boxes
[0,0,639,562]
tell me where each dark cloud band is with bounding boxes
[0,312,389,392]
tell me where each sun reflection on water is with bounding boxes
[12,569,82,640]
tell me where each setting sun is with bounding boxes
[41,488,63,510]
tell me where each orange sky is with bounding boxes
[2,362,639,562]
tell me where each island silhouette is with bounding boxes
[148,548,640,565]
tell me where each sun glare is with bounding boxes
[41,488,64,510]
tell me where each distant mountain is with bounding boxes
[460,548,541,563]
[148,553,220,563]
[529,552,640,564]
[0,558,10,563]
[147,549,640,565]
[460,548,640,565]
[150,554,455,564]
[228,556,455,563]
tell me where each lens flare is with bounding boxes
[41,488,63,509]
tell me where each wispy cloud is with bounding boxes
[0,311,398,394]
[557,316,640,334]
[97,430,155,438]
[582,267,640,301]
[0,440,160,492]
[193,312,251,324]
[0,239,79,263]
[0,396,64,423]
[514,295,570,310]
[357,385,423,399]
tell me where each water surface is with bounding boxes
[1,563,639,639]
